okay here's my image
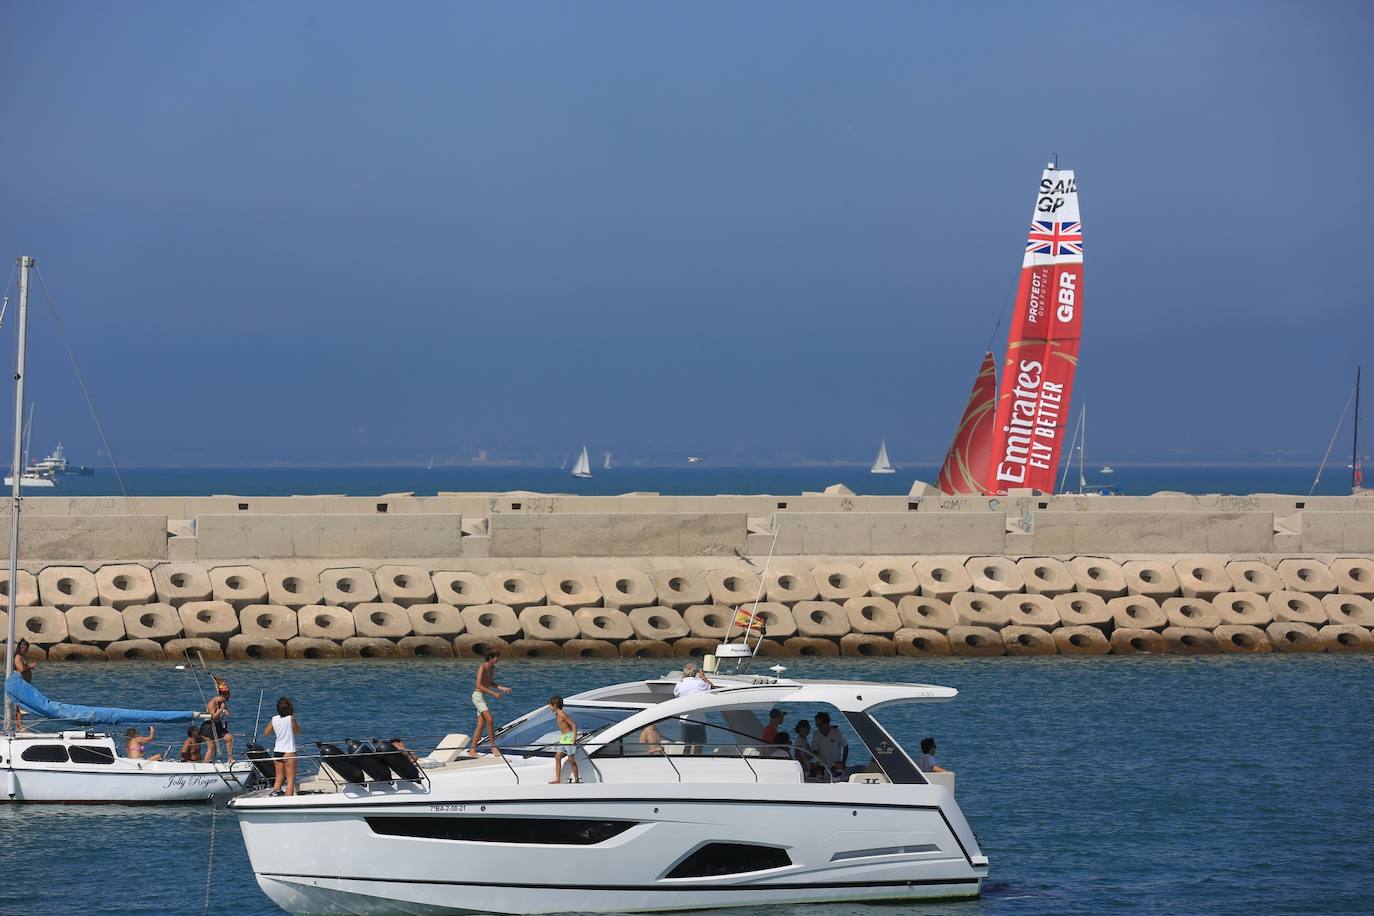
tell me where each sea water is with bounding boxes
[0,654,1369,915]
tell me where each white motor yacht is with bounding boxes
[232,671,989,914]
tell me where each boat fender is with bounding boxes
[374,739,421,781]
[244,742,277,782]
[346,738,394,782]
[317,742,368,784]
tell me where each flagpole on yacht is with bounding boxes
[4,256,33,734]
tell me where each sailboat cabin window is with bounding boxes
[21,744,70,763]
[69,745,116,765]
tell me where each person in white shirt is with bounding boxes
[673,663,713,753]
[810,711,848,776]
[916,737,947,773]
[263,696,301,797]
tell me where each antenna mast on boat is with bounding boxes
[1354,366,1364,494]
[4,256,33,734]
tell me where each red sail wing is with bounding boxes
[937,351,997,495]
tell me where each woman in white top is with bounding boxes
[263,697,301,797]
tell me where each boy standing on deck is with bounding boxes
[465,649,512,758]
[548,696,580,784]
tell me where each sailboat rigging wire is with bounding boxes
[982,266,1021,354]
[32,265,160,556]
[1309,380,1358,495]
[0,262,16,326]
[741,521,782,674]
[1058,407,1083,493]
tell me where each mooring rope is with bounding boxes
[203,797,218,914]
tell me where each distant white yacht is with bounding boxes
[687,456,704,464]
[4,471,55,488]
[571,446,593,479]
[870,440,895,474]
[1100,465,1115,474]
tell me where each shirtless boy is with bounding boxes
[548,696,579,784]
[465,649,512,757]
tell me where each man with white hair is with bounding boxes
[673,662,713,753]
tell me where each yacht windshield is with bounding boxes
[492,706,639,756]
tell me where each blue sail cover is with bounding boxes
[5,675,198,725]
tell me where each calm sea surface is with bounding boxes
[0,655,1369,915]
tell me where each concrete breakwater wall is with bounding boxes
[4,555,1373,662]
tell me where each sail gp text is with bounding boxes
[994,359,1064,486]
[1036,176,1076,213]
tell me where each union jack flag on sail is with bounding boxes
[1026,220,1083,257]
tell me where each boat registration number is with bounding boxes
[430,804,468,812]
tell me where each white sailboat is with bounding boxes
[2,256,253,803]
[870,440,895,474]
[602,450,613,471]
[571,446,592,479]
[4,403,54,489]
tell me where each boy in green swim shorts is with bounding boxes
[466,649,512,758]
[548,695,580,784]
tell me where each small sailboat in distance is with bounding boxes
[602,451,613,471]
[870,440,895,474]
[571,446,593,479]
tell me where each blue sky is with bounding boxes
[1,2,1370,466]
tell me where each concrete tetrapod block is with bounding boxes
[298,605,356,641]
[1267,591,1328,626]
[764,566,820,603]
[342,637,400,659]
[1213,592,1273,627]
[1213,624,1273,654]
[1002,594,1061,631]
[1054,593,1113,632]
[1319,624,1374,652]
[397,636,455,658]
[1122,560,1180,599]
[122,604,182,642]
[452,635,511,659]
[1109,628,1169,655]
[650,570,711,610]
[812,563,867,602]
[749,639,786,659]
[705,570,761,607]
[375,565,436,607]
[673,638,722,659]
[1107,596,1167,631]
[37,567,99,610]
[163,638,224,662]
[286,636,345,659]
[780,637,840,658]
[860,559,919,600]
[1066,557,1128,598]
[541,571,603,610]
[572,607,634,642]
[1162,598,1221,630]
[1225,561,1284,596]
[840,634,896,657]
[1016,558,1075,597]
[49,644,108,662]
[1001,625,1058,656]
[913,557,974,600]
[562,639,619,659]
[406,604,465,639]
[65,607,127,646]
[152,564,213,607]
[964,557,1025,597]
[627,607,690,641]
[0,570,39,607]
[94,564,157,610]
[1162,626,1222,655]
[1330,558,1374,596]
[508,639,563,659]
[618,639,673,659]
[792,601,851,638]
[320,568,380,608]
[353,603,413,639]
[952,593,1011,630]
[209,566,269,610]
[226,634,286,660]
[16,607,70,646]
[948,625,1005,657]
[106,639,166,661]
[518,606,580,642]
[1275,558,1337,594]
[239,605,299,641]
[265,568,325,609]
[1265,621,1323,653]
[1320,593,1374,627]
[843,597,902,635]
[895,596,957,632]
[893,628,952,657]
[683,605,730,640]
[461,605,522,640]
[432,572,492,608]
[1173,558,1232,600]
[484,571,546,611]
[1052,625,1111,656]
[594,568,658,611]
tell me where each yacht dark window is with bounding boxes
[365,816,635,845]
[69,745,116,765]
[21,744,70,763]
[666,842,791,878]
[490,705,639,756]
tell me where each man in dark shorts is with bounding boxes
[201,677,233,763]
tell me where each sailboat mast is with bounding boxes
[1355,366,1363,493]
[1079,405,1087,494]
[5,256,33,733]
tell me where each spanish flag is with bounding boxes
[734,605,765,633]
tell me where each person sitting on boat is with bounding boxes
[390,738,419,765]
[769,731,793,759]
[637,722,664,755]
[179,725,205,762]
[916,737,947,773]
[125,726,163,761]
[201,677,233,764]
[811,712,849,777]
[547,695,580,784]
[11,638,35,730]
[793,718,814,765]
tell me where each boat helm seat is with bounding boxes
[420,733,471,767]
